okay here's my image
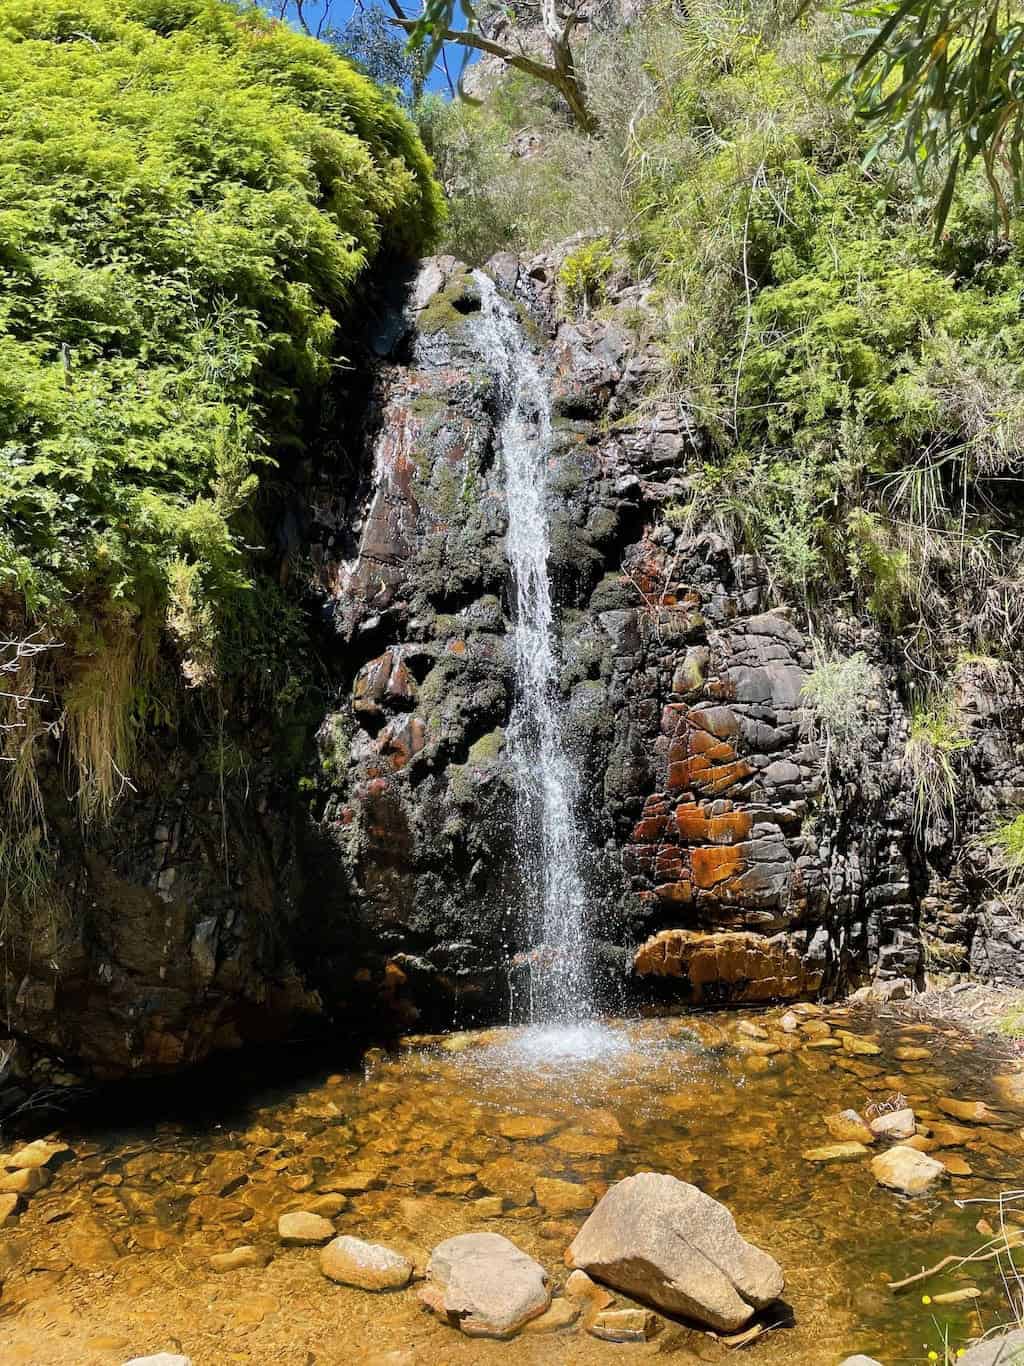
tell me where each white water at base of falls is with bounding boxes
[473,270,591,1023]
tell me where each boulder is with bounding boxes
[838,1357,883,1365]
[566,1173,783,1332]
[870,1147,945,1196]
[869,1108,916,1141]
[957,1330,1024,1365]
[277,1211,335,1245]
[420,1231,550,1338]
[320,1236,413,1291]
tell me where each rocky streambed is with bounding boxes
[1,1004,1023,1364]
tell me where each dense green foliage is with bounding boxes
[426,0,1024,675]
[0,0,441,812]
[840,1,1024,234]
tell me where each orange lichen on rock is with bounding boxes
[631,929,819,1003]
[689,845,745,890]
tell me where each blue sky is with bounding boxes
[263,0,467,94]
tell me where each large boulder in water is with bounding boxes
[566,1172,783,1331]
[420,1231,551,1338]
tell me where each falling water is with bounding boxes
[473,271,590,1022]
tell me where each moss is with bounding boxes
[467,728,505,763]
[418,272,482,335]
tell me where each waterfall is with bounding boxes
[473,271,590,1023]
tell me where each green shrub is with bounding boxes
[559,237,615,313]
[0,0,442,814]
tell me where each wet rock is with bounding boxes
[870,1147,945,1195]
[0,1193,19,1227]
[824,1111,875,1144]
[421,1231,551,1338]
[588,1307,659,1342]
[803,1143,870,1163]
[566,1172,783,1332]
[277,1211,335,1245]
[304,1194,349,1217]
[894,1046,930,1062]
[477,1156,537,1204]
[534,1177,595,1215]
[994,1072,1024,1108]
[632,930,818,1004]
[209,1246,272,1273]
[323,1170,380,1194]
[838,1357,883,1365]
[66,1224,120,1270]
[551,1130,619,1157]
[940,1154,973,1176]
[522,1296,580,1333]
[320,1236,413,1290]
[957,1330,1024,1365]
[473,1196,504,1218]
[2,1139,68,1170]
[0,1167,50,1195]
[498,1115,560,1140]
[869,1109,916,1141]
[937,1099,1002,1125]
[840,1034,881,1057]
[930,1122,977,1147]
[565,1268,614,1312]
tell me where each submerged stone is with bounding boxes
[566,1172,783,1332]
[320,1235,413,1291]
[277,1211,335,1245]
[824,1110,875,1144]
[588,1307,659,1342]
[803,1143,870,1163]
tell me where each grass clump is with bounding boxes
[905,700,972,845]
[559,237,615,315]
[0,0,442,823]
[984,812,1024,912]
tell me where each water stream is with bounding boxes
[473,272,590,1023]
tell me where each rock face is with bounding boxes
[566,1172,783,1331]
[421,1231,551,1338]
[5,247,1024,1088]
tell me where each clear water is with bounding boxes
[3,1006,1023,1364]
[473,272,590,1022]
